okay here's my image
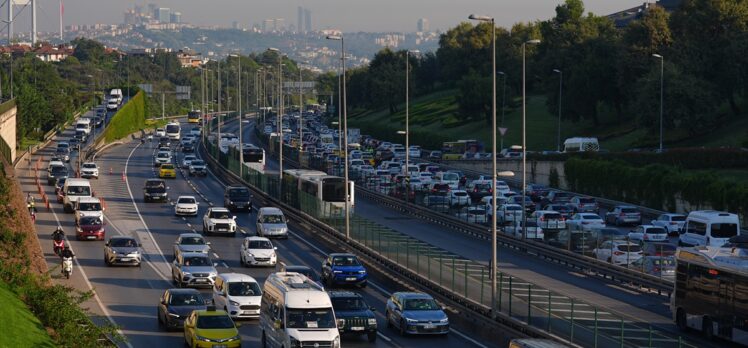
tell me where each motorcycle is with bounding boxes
[61,257,73,279]
[28,205,36,222]
[52,238,65,256]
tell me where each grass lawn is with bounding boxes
[0,284,55,347]
[19,137,41,150]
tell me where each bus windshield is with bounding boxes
[322,179,346,202]
[166,124,180,134]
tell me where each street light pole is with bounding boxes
[653,54,664,153]
[232,54,243,178]
[522,39,541,240]
[327,34,350,240]
[299,63,304,155]
[404,50,419,204]
[469,13,497,318]
[497,71,506,151]
[553,69,562,152]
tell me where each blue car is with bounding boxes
[321,253,368,288]
[385,292,449,336]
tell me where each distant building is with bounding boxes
[263,19,272,32]
[607,0,681,28]
[298,6,304,33]
[304,9,312,32]
[156,7,170,23]
[417,18,429,32]
[170,12,182,24]
[175,49,202,68]
[232,21,239,30]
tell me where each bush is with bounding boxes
[103,91,147,143]
[529,147,748,170]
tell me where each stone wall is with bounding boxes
[442,159,567,188]
[0,99,17,163]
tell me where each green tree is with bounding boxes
[456,69,491,123]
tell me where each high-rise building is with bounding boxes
[156,8,170,23]
[275,18,284,31]
[263,19,272,32]
[304,9,311,32]
[297,6,304,33]
[417,18,429,32]
[170,12,182,24]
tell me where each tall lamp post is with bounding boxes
[497,71,507,151]
[522,39,541,239]
[230,54,243,178]
[405,49,419,204]
[326,34,350,240]
[468,13,497,317]
[269,48,284,184]
[652,54,664,153]
[553,69,562,152]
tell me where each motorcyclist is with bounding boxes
[52,226,65,241]
[26,193,35,214]
[60,245,74,259]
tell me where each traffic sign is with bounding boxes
[498,127,508,136]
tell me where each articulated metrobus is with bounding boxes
[672,245,748,345]
[242,144,266,173]
[282,169,354,218]
[187,110,201,124]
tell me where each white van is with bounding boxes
[680,210,740,247]
[212,273,263,319]
[75,118,92,135]
[260,272,340,348]
[563,137,600,152]
[434,171,460,189]
[109,88,123,104]
[63,178,92,213]
[256,207,288,238]
[75,196,104,220]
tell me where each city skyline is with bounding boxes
[3,0,646,34]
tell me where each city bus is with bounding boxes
[242,144,266,173]
[441,139,483,160]
[187,110,201,124]
[282,169,354,218]
[165,122,181,140]
[672,244,748,344]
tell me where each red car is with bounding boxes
[76,216,105,241]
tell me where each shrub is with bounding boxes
[103,91,147,143]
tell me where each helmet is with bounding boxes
[64,245,71,250]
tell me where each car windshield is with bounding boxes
[712,223,739,238]
[332,297,368,311]
[51,166,68,175]
[286,308,336,329]
[161,164,174,170]
[79,216,102,225]
[78,202,101,211]
[178,197,196,204]
[191,160,205,166]
[110,238,137,247]
[82,164,96,169]
[670,215,686,222]
[453,192,467,196]
[621,208,638,213]
[578,198,595,203]
[180,237,205,245]
[209,211,231,219]
[184,256,210,266]
[646,227,667,234]
[229,188,250,198]
[505,206,522,211]
[543,213,562,220]
[67,186,91,196]
[169,293,204,306]
[404,298,440,310]
[617,245,641,252]
[227,282,262,297]
[196,315,234,329]
[248,240,273,249]
[157,153,169,158]
[261,214,285,223]
[332,256,360,266]
[583,215,602,220]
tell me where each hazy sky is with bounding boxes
[16,1,644,33]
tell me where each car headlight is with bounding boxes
[440,318,449,323]
[358,270,367,274]
[182,272,191,276]
[195,335,212,342]
[229,300,240,306]
[229,335,240,341]
[333,336,341,348]
[333,270,342,274]
[167,312,180,318]
[367,318,377,326]
[406,318,418,324]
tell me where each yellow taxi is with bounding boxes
[159,164,177,178]
[183,307,241,348]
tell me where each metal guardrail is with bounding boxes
[356,186,674,295]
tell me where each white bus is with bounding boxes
[563,137,600,152]
[282,169,354,218]
[242,144,266,173]
[165,122,181,140]
[672,243,748,345]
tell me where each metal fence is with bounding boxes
[203,125,699,348]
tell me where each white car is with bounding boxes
[212,273,262,319]
[566,213,606,232]
[190,127,201,137]
[480,196,508,218]
[202,207,237,236]
[593,240,643,265]
[495,180,512,195]
[455,206,488,224]
[349,159,366,171]
[75,197,104,220]
[174,195,199,216]
[505,220,544,240]
[531,210,566,230]
[448,190,471,206]
[240,236,278,267]
[180,136,194,147]
[497,204,524,224]
[154,151,171,166]
[628,225,668,242]
[651,213,686,235]
[155,128,166,137]
[182,155,197,169]
[80,162,99,179]
[417,172,434,187]
[409,145,421,158]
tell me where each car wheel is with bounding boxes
[385,311,392,328]
[104,256,110,266]
[676,308,688,332]
[368,331,377,342]
[399,319,407,336]
[702,317,714,340]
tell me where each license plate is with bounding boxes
[214,345,227,348]
[87,236,96,240]
[217,228,226,231]
[120,258,130,262]
[351,326,364,331]
[346,277,357,281]
[423,324,436,329]
[243,310,258,315]
[195,279,207,283]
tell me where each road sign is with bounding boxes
[498,127,508,136]
[176,86,191,100]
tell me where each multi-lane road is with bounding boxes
[21,117,491,348]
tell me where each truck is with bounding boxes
[347,128,361,144]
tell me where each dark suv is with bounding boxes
[143,179,168,202]
[328,291,377,342]
[223,186,252,212]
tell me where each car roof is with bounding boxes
[194,309,230,316]
[177,195,197,200]
[246,236,271,242]
[178,233,203,238]
[218,272,257,283]
[77,197,100,203]
[395,292,433,300]
[259,207,283,214]
[166,288,203,295]
[182,252,210,258]
[329,253,356,258]
[210,207,230,212]
[109,236,136,241]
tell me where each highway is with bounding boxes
[226,118,726,348]
[21,116,492,347]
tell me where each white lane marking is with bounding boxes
[47,203,134,348]
[376,332,392,342]
[103,214,171,283]
[450,328,490,348]
[213,253,220,259]
[123,142,174,280]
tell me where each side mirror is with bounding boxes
[232,216,237,220]
[274,247,278,250]
[370,307,376,312]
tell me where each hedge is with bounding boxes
[564,157,748,218]
[347,119,449,151]
[103,91,147,143]
[530,147,748,170]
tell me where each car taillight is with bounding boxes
[474,188,478,192]
[653,266,661,273]
[539,216,545,221]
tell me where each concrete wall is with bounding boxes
[0,99,17,163]
[442,159,568,189]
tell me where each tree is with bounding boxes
[456,69,491,123]
[71,38,107,64]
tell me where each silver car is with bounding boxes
[385,292,449,336]
[104,236,142,267]
[173,233,211,259]
[171,252,217,288]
